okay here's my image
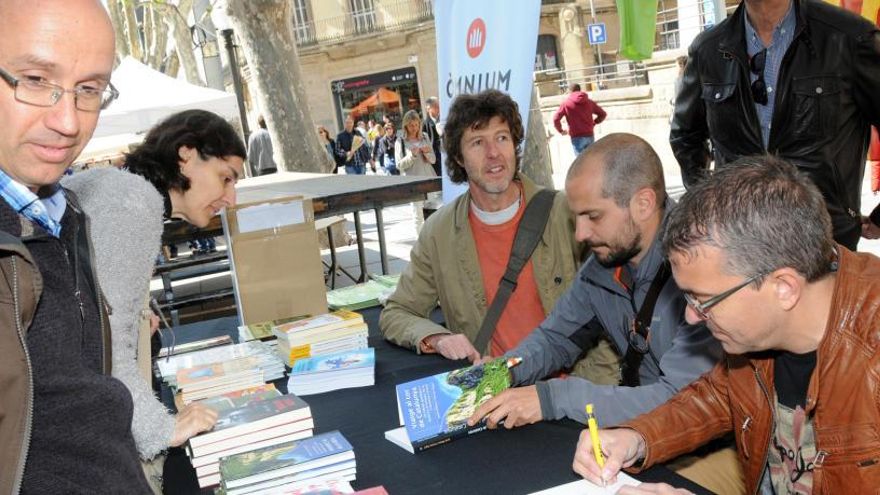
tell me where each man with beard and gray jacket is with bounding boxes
[469,134,738,493]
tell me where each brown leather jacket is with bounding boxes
[624,248,880,494]
[0,195,112,494]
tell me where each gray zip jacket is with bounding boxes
[63,168,174,459]
[506,202,722,426]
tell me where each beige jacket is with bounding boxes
[380,176,580,351]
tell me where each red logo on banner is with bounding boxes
[466,18,487,58]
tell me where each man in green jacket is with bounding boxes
[379,90,618,382]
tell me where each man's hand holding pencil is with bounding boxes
[572,425,646,487]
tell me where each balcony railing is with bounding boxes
[295,0,434,47]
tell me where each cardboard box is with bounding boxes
[222,195,327,325]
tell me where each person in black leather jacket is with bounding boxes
[671,0,880,250]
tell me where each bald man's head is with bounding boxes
[566,133,666,208]
[0,0,116,189]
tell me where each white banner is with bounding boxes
[434,0,541,202]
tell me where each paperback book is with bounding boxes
[157,340,284,386]
[156,335,232,359]
[219,430,355,491]
[326,280,393,311]
[385,356,521,453]
[239,315,310,342]
[287,348,375,396]
[188,393,312,453]
[272,310,364,343]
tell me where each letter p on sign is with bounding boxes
[588,23,606,45]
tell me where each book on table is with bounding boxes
[287,348,375,396]
[272,310,364,343]
[157,340,285,386]
[156,335,233,359]
[528,474,641,494]
[275,328,369,368]
[368,273,400,288]
[267,479,355,494]
[238,315,311,342]
[326,280,394,311]
[188,388,316,488]
[176,356,266,403]
[188,392,311,452]
[384,356,521,453]
[219,430,355,493]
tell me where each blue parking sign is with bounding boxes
[587,23,607,45]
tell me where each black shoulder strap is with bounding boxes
[620,260,671,387]
[473,188,557,354]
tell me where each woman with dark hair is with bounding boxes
[63,109,246,485]
[317,125,342,173]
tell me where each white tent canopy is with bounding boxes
[91,57,239,139]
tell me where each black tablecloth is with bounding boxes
[160,309,713,495]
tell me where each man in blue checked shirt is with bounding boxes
[0,0,151,493]
[671,0,880,250]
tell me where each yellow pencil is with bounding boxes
[585,404,606,486]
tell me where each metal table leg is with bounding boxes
[375,206,389,275]
[353,211,368,282]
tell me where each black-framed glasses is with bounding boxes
[750,48,768,106]
[683,273,764,320]
[0,65,118,112]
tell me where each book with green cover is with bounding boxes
[219,430,354,489]
[385,356,522,453]
[326,280,392,311]
[368,273,401,288]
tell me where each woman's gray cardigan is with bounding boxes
[63,167,175,459]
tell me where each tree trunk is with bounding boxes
[146,5,167,70]
[224,0,334,173]
[122,0,144,62]
[521,86,554,189]
[107,0,130,61]
[155,0,204,85]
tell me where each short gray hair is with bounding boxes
[567,133,665,208]
[662,155,836,281]
[425,96,439,106]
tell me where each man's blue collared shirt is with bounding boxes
[0,167,66,237]
[745,1,797,149]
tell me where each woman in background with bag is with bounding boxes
[396,109,440,231]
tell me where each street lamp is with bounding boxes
[220,28,251,141]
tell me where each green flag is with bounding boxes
[616,0,659,61]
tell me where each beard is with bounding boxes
[590,217,643,268]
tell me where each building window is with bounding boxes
[292,0,314,44]
[350,0,376,34]
[535,34,559,71]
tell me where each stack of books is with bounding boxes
[272,310,369,367]
[176,356,266,403]
[218,430,356,495]
[156,340,286,391]
[187,385,315,488]
[287,348,375,396]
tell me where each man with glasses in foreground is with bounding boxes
[469,134,742,494]
[0,0,151,493]
[671,0,880,250]
[573,155,880,494]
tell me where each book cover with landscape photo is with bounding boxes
[219,430,354,489]
[390,357,518,452]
